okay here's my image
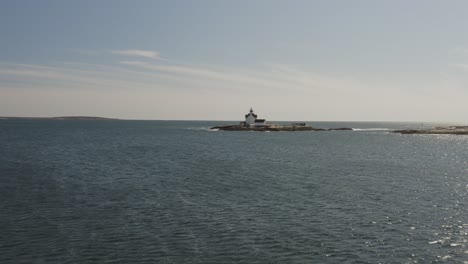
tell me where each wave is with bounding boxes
[186,127,219,131]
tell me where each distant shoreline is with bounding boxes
[0,116,118,120]
[394,126,468,135]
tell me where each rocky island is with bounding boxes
[52,116,118,120]
[211,108,352,132]
[394,126,468,135]
[0,116,118,120]
[212,123,352,132]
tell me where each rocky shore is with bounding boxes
[394,126,468,135]
[211,124,353,132]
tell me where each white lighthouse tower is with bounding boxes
[244,107,266,127]
[245,107,257,125]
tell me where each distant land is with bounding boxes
[0,116,118,120]
[394,126,468,135]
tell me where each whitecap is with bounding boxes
[186,127,219,131]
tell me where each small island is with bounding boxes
[52,116,118,120]
[211,108,352,132]
[0,116,118,120]
[394,126,468,135]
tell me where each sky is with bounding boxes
[1,0,468,121]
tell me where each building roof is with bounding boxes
[245,113,258,118]
[254,119,266,123]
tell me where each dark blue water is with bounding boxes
[1,120,468,263]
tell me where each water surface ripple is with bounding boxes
[1,120,468,263]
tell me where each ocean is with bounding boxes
[1,119,467,263]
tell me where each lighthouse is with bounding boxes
[244,107,266,127]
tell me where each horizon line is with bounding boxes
[0,116,467,124]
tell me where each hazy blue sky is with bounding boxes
[2,0,468,121]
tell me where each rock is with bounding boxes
[394,126,468,135]
[211,124,352,132]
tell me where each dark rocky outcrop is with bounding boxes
[211,124,352,132]
[394,126,468,135]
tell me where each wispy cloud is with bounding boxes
[452,47,468,56]
[451,63,468,71]
[67,48,100,55]
[118,60,295,90]
[110,49,160,59]
[2,57,459,121]
[0,63,166,91]
[120,61,150,66]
